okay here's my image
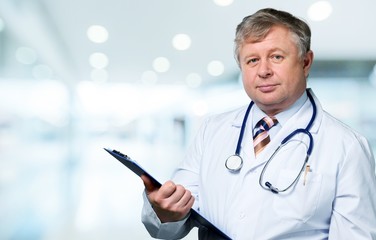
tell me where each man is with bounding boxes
[141,8,376,239]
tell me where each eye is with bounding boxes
[271,55,284,62]
[246,58,259,65]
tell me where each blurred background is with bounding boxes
[0,0,376,239]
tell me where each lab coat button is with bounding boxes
[239,211,246,219]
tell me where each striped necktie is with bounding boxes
[253,116,278,156]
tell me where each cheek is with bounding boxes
[277,66,303,83]
[241,69,256,84]
[241,72,252,89]
[241,74,256,97]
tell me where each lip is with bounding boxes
[257,84,278,93]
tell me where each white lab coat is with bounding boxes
[142,89,376,239]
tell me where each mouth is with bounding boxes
[257,84,278,93]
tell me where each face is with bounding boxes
[239,25,313,116]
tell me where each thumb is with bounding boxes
[141,174,158,193]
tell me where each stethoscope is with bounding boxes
[225,90,316,194]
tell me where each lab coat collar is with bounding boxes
[230,106,248,128]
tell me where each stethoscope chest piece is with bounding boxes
[225,155,243,172]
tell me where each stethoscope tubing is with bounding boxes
[235,101,254,155]
[281,128,314,155]
[226,90,317,191]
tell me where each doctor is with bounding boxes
[141,8,376,239]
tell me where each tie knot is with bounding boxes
[256,116,278,131]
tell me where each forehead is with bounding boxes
[245,25,293,44]
[241,26,298,53]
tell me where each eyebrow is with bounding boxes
[265,47,288,55]
[242,47,288,60]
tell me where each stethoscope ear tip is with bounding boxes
[265,181,279,194]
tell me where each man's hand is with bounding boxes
[141,175,195,223]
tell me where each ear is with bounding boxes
[303,50,314,78]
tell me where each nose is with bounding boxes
[257,60,273,78]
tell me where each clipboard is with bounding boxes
[104,148,231,240]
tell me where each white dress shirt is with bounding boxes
[141,89,376,239]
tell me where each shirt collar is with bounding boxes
[252,91,308,129]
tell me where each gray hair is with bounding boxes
[234,8,311,64]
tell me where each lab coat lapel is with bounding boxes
[230,105,257,168]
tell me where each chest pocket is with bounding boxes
[271,169,323,222]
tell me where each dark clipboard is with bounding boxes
[104,148,231,240]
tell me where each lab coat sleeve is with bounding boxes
[328,135,376,239]
[172,117,209,211]
[141,191,195,239]
[141,118,209,239]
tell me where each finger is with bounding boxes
[178,189,194,208]
[160,184,187,204]
[158,180,177,198]
[178,194,195,215]
[186,194,195,210]
[164,186,193,210]
[141,175,158,193]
